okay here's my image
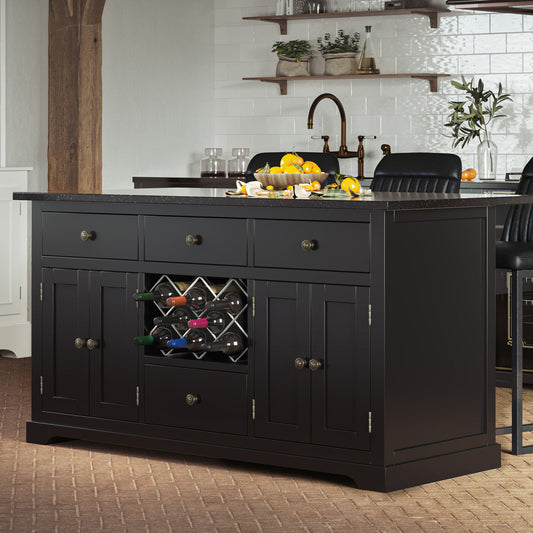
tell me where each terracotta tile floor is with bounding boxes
[1,357,533,533]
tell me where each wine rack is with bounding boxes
[143,274,248,363]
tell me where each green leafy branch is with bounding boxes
[317,30,360,54]
[444,76,512,149]
[272,40,312,62]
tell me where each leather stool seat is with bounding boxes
[370,152,462,193]
[496,241,533,270]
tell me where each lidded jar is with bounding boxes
[227,148,250,179]
[201,148,226,179]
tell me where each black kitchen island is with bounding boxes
[16,188,532,492]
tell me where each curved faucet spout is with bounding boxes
[307,93,349,156]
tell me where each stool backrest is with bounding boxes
[245,152,339,182]
[501,158,533,243]
[370,152,462,193]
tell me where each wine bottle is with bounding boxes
[134,282,177,307]
[188,311,225,334]
[200,332,243,355]
[204,291,243,314]
[133,326,174,349]
[166,287,207,311]
[153,306,192,331]
[166,330,206,350]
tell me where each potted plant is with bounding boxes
[445,76,512,180]
[317,30,360,76]
[272,40,312,77]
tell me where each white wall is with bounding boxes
[215,0,533,178]
[5,0,47,191]
[102,0,215,189]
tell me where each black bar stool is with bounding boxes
[495,157,533,454]
[370,152,462,193]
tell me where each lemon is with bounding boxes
[280,152,304,168]
[341,177,361,196]
[284,163,304,174]
[269,166,283,174]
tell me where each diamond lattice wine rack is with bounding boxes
[140,275,248,364]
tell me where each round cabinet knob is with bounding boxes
[185,234,202,246]
[294,357,308,370]
[74,337,86,349]
[301,239,318,252]
[86,339,99,350]
[185,393,200,406]
[308,359,323,372]
[80,230,95,241]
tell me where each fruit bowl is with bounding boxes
[254,172,328,189]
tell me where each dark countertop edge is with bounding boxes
[13,191,533,210]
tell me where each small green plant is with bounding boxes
[317,30,360,54]
[272,40,312,61]
[444,75,512,149]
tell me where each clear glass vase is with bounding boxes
[477,135,497,181]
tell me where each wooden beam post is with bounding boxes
[48,0,106,193]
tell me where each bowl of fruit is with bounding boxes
[254,152,328,189]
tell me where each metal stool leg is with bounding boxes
[496,270,533,454]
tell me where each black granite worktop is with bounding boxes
[13,188,533,211]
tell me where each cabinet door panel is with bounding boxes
[254,281,310,442]
[42,269,90,415]
[310,285,371,450]
[89,272,140,421]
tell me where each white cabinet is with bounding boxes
[0,168,31,357]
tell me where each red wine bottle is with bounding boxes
[204,292,243,314]
[134,282,177,308]
[166,330,206,350]
[133,326,174,349]
[187,311,225,334]
[153,306,192,332]
[200,332,243,355]
[166,287,207,311]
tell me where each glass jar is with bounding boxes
[305,0,328,13]
[201,148,226,179]
[227,148,250,180]
[357,25,380,74]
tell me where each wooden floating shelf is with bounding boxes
[243,8,450,34]
[242,73,450,94]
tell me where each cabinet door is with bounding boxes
[310,285,371,450]
[89,271,140,422]
[42,268,90,415]
[254,281,311,442]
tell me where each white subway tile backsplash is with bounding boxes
[214,2,533,177]
[490,14,523,33]
[491,53,523,74]
[458,14,490,35]
[458,54,490,74]
[474,34,506,54]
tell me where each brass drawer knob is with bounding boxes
[309,359,323,371]
[86,339,99,350]
[185,234,202,246]
[294,357,308,370]
[74,337,86,349]
[185,393,200,406]
[301,239,318,251]
[80,230,95,241]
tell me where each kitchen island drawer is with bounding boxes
[144,365,248,435]
[254,220,370,272]
[144,216,247,265]
[42,212,138,259]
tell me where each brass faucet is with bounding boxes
[307,93,357,158]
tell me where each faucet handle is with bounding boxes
[381,144,391,155]
[321,135,330,153]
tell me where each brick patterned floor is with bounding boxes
[1,357,533,532]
